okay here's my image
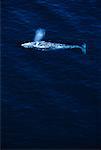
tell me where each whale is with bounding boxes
[21,28,86,54]
[21,41,86,54]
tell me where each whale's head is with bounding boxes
[21,42,35,48]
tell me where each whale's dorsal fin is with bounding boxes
[34,28,45,42]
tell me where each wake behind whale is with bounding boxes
[21,28,87,55]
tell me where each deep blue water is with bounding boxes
[1,0,101,149]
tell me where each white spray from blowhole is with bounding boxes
[34,28,45,42]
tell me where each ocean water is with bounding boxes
[1,0,101,149]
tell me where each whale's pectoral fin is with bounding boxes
[42,49,45,51]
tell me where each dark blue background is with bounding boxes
[1,0,101,149]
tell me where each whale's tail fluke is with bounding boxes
[81,43,86,55]
[34,28,45,42]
